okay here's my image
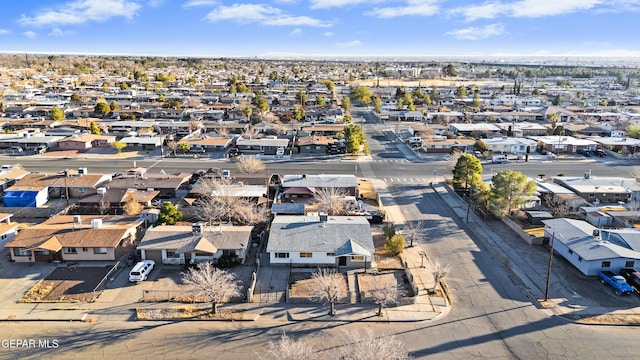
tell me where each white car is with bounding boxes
[129,260,155,282]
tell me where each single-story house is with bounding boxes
[235,136,290,155]
[6,215,145,263]
[281,174,358,198]
[528,135,598,154]
[542,218,640,276]
[266,214,375,268]
[553,174,640,205]
[107,173,191,199]
[57,134,116,151]
[137,223,252,265]
[0,213,19,250]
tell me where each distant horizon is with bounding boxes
[2,1,640,64]
[1,50,639,67]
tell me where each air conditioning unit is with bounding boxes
[78,167,88,176]
[96,187,106,196]
[90,219,102,229]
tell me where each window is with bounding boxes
[166,250,179,258]
[300,252,313,258]
[626,261,635,268]
[614,193,620,198]
[13,248,29,257]
[351,255,365,261]
[589,193,595,198]
[78,187,86,193]
[1,234,6,240]
[275,252,289,259]
[222,250,235,256]
[82,248,88,252]
[93,247,108,254]
[195,252,210,257]
[568,249,573,255]
[64,247,77,254]
[326,252,335,256]
[602,261,611,268]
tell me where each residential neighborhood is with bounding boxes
[2,54,640,358]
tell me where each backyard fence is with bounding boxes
[91,261,122,302]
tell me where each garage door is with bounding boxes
[144,250,163,263]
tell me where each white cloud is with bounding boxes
[446,23,505,40]
[0,29,10,35]
[22,31,37,39]
[449,2,506,22]
[366,0,439,18]
[183,0,217,7]
[509,0,600,18]
[204,4,332,27]
[19,0,141,27]
[309,0,381,9]
[450,0,631,21]
[323,31,334,37]
[48,28,70,36]
[336,40,362,48]
[290,28,302,36]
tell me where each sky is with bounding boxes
[1,0,640,59]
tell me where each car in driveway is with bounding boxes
[594,149,607,157]
[576,149,592,157]
[8,146,23,154]
[129,260,155,282]
[620,268,640,293]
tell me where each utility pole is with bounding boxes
[544,231,556,302]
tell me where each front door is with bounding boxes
[338,256,346,266]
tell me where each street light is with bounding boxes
[418,250,425,268]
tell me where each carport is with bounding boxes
[25,236,63,262]
[335,239,372,270]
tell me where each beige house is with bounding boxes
[6,215,145,263]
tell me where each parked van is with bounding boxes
[129,260,155,282]
[492,155,508,164]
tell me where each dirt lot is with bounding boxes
[143,265,252,303]
[289,271,348,299]
[21,266,113,303]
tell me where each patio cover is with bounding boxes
[335,239,371,257]
[176,236,218,255]
[26,236,63,252]
[283,187,315,196]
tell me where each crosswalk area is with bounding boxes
[371,159,411,163]
[381,177,432,184]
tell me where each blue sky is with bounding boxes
[1,0,640,58]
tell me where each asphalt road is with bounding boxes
[1,117,640,358]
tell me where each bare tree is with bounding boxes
[404,221,425,247]
[189,118,202,133]
[260,333,317,360]
[98,200,111,215]
[336,328,412,360]
[310,268,347,316]
[197,177,268,225]
[123,196,144,216]
[182,263,242,314]
[237,156,266,174]
[242,126,260,140]
[370,281,404,317]
[166,140,179,157]
[541,193,570,218]
[431,258,450,294]
[313,187,350,215]
[214,127,229,138]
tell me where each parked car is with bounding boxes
[129,260,155,282]
[620,268,640,293]
[8,146,23,153]
[594,149,607,157]
[576,149,592,157]
[188,145,206,154]
[492,156,508,164]
[228,147,240,158]
[598,270,634,296]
